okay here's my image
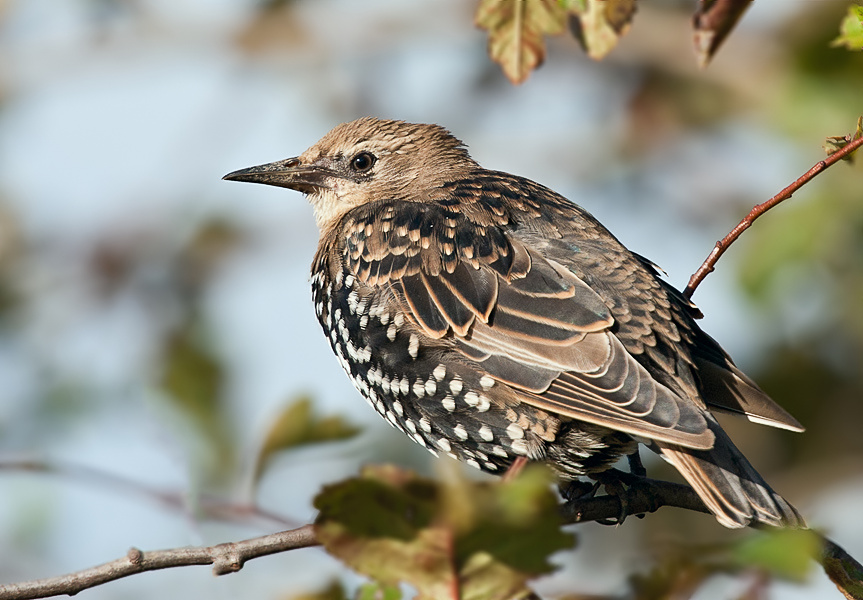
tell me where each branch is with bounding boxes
[3,475,861,599]
[683,132,863,300]
[560,475,863,600]
[0,525,319,600]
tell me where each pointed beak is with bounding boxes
[222,157,330,194]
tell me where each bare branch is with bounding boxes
[684,133,863,300]
[0,525,319,600]
[2,474,862,599]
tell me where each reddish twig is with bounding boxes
[684,133,863,300]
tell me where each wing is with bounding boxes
[341,200,715,451]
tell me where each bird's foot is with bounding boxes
[590,468,652,526]
[627,448,647,478]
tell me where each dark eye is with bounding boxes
[350,152,376,173]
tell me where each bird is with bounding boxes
[224,117,804,529]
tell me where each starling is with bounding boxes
[224,117,804,529]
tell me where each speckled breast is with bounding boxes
[309,263,534,474]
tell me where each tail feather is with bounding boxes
[658,414,804,529]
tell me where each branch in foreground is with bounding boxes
[2,479,861,600]
[560,476,863,600]
[684,132,863,300]
[0,525,318,600]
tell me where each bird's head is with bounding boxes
[223,117,477,230]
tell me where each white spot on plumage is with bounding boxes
[344,273,355,287]
[453,424,468,440]
[392,400,404,416]
[477,395,491,412]
[510,439,528,455]
[490,445,508,457]
[506,423,525,440]
[394,313,405,327]
[441,395,455,412]
[387,323,397,341]
[484,462,498,471]
[380,376,391,394]
[399,377,410,395]
[380,311,390,325]
[385,410,398,426]
[464,391,478,407]
[433,364,446,381]
[413,380,426,397]
[405,418,417,433]
[424,378,437,396]
[408,334,419,358]
[419,416,432,432]
[359,315,369,330]
[480,375,495,390]
[449,378,463,395]
[478,425,493,442]
[437,438,452,452]
[465,458,481,469]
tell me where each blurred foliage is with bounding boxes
[314,464,571,600]
[475,0,567,85]
[253,396,361,484]
[569,0,636,62]
[824,116,863,160]
[692,0,752,68]
[284,580,403,600]
[553,529,820,600]
[475,0,756,83]
[159,318,236,486]
[832,5,863,51]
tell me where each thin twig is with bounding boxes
[0,525,319,600]
[683,133,863,300]
[0,458,296,529]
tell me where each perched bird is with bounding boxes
[224,117,804,529]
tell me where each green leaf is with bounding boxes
[355,582,403,600]
[159,320,234,483]
[286,580,350,600]
[568,0,636,61]
[730,528,820,582]
[314,464,574,600]
[475,0,567,84]
[823,115,863,162]
[253,396,360,483]
[832,5,863,51]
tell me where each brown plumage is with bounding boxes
[224,117,804,529]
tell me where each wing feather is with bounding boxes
[342,200,715,450]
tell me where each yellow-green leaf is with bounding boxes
[731,528,820,582]
[823,115,863,162]
[475,0,567,84]
[832,5,863,51]
[253,396,360,482]
[568,0,636,61]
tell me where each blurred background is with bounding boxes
[0,0,861,598]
